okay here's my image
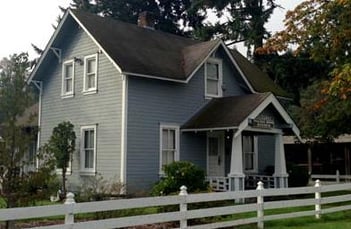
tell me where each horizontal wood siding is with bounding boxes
[40,23,123,190]
[127,48,246,192]
[217,47,248,97]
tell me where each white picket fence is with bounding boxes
[311,170,351,183]
[1,180,351,229]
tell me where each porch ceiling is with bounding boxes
[181,93,269,131]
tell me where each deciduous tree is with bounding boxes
[47,121,76,198]
[0,53,56,228]
[260,0,351,138]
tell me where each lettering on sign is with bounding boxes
[248,115,274,129]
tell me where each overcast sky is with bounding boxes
[0,0,304,60]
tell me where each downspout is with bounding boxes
[31,80,42,169]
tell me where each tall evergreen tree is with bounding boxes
[195,0,278,58]
[69,0,205,36]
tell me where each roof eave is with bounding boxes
[27,10,71,84]
[181,126,238,132]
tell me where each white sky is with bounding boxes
[0,0,304,60]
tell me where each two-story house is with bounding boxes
[28,10,301,193]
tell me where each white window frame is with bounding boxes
[204,58,223,98]
[83,54,98,94]
[159,124,180,175]
[243,135,258,173]
[55,156,72,176]
[61,60,75,98]
[80,125,97,175]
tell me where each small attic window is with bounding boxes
[205,58,223,98]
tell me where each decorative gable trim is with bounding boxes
[69,10,123,74]
[27,9,123,84]
[27,11,70,83]
[219,40,256,93]
[234,93,301,141]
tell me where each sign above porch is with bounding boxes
[248,116,274,129]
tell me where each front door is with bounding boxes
[207,132,225,176]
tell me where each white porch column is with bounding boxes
[273,133,288,188]
[228,132,245,191]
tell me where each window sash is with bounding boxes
[243,136,257,172]
[160,125,179,173]
[84,55,97,92]
[62,61,74,96]
[205,59,222,97]
[81,125,97,174]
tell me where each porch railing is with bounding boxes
[207,175,275,191]
[246,175,275,189]
[207,176,230,192]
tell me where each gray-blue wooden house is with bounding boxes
[28,10,301,193]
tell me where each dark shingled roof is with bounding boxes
[30,10,289,97]
[71,10,288,96]
[229,50,290,97]
[182,93,270,130]
[73,10,202,80]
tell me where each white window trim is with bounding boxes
[159,124,180,175]
[204,58,223,98]
[56,160,72,176]
[61,59,75,98]
[83,54,98,95]
[243,135,258,173]
[80,125,97,176]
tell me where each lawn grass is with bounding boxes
[234,208,351,229]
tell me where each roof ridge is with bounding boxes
[71,9,201,45]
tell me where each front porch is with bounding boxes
[181,93,301,192]
[204,130,289,192]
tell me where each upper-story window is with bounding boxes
[62,60,74,98]
[83,54,98,94]
[205,58,223,98]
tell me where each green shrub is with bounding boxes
[151,161,209,196]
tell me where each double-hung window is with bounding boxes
[80,125,97,175]
[62,60,74,97]
[160,125,179,174]
[205,58,222,98]
[243,135,257,172]
[83,54,98,94]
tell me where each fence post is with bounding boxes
[257,181,264,229]
[315,180,321,219]
[179,185,188,229]
[64,192,76,225]
[336,170,340,183]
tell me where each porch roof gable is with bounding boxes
[181,93,270,130]
[181,93,301,140]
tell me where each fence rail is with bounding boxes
[311,170,351,183]
[1,181,351,229]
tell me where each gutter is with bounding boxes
[31,80,43,169]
